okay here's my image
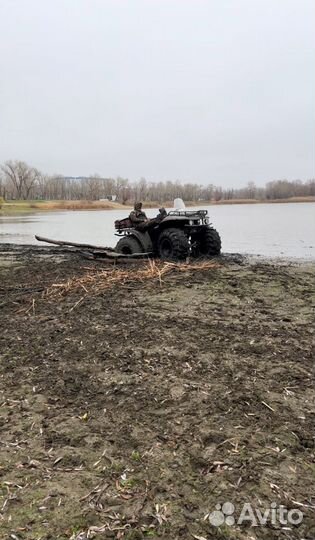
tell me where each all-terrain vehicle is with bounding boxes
[115,205,221,260]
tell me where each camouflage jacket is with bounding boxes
[129,209,147,224]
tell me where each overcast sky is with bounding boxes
[0,0,314,186]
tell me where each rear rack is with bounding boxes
[115,218,133,231]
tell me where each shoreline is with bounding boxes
[1,196,314,215]
[0,243,314,266]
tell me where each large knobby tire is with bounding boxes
[199,227,221,256]
[158,228,189,261]
[115,236,144,255]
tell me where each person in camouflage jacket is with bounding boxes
[129,202,148,225]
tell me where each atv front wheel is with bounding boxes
[158,228,189,261]
[199,227,221,256]
[115,236,143,255]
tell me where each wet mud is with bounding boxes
[0,246,314,540]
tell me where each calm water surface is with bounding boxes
[0,203,314,259]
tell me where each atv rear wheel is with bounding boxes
[158,228,189,261]
[199,227,221,256]
[115,236,144,255]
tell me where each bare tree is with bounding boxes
[0,171,5,198]
[115,177,130,203]
[1,160,41,200]
[86,175,102,200]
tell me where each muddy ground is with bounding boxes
[0,246,314,540]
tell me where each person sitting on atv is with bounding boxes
[129,202,148,225]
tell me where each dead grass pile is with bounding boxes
[45,259,219,301]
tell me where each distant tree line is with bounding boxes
[0,160,314,203]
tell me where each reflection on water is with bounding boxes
[0,203,314,259]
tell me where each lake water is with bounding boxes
[0,203,314,259]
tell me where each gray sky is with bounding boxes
[0,0,314,186]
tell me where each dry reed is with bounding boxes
[45,259,219,300]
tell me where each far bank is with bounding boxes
[1,195,315,215]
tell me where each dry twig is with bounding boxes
[44,260,219,299]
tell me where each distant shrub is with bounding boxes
[0,197,4,209]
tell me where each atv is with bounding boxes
[115,206,221,261]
